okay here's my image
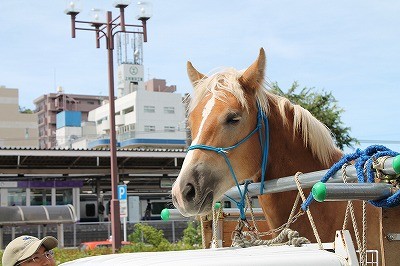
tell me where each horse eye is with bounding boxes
[226,115,241,124]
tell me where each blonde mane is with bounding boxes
[189,68,339,167]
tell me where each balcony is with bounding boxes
[34,107,45,114]
[46,116,57,124]
[48,103,57,111]
[117,131,135,142]
[99,120,110,132]
[115,115,124,126]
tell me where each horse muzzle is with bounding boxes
[171,167,216,217]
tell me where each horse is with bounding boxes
[171,48,381,258]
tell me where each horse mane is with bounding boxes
[188,67,340,167]
[274,95,340,167]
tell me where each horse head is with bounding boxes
[171,49,267,216]
[172,49,382,262]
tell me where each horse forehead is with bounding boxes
[191,93,241,124]
[189,96,215,140]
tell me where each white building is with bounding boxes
[58,64,186,150]
[56,31,186,150]
[85,86,186,149]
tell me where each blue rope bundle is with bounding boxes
[301,145,400,210]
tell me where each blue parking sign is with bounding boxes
[118,185,127,200]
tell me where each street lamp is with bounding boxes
[65,0,152,252]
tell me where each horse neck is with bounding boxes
[259,98,344,234]
[265,99,342,180]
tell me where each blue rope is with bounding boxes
[301,145,400,211]
[225,181,252,220]
[259,109,270,195]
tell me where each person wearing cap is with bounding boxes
[2,235,58,266]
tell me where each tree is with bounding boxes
[125,222,201,252]
[19,106,33,114]
[181,221,202,246]
[270,81,357,150]
[128,223,169,248]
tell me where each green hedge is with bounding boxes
[0,222,203,265]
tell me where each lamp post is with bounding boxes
[65,0,151,252]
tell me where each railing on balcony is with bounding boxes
[117,131,136,142]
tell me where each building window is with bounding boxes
[123,106,134,114]
[164,107,175,114]
[8,188,26,206]
[119,124,135,133]
[97,117,107,125]
[129,82,139,93]
[164,126,175,132]
[144,106,155,113]
[87,101,95,105]
[144,125,155,132]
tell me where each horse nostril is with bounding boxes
[183,183,196,202]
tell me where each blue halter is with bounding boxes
[187,102,269,220]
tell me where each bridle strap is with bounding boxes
[258,109,269,194]
[187,102,269,220]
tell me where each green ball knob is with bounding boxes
[393,155,400,174]
[214,202,221,209]
[312,182,327,202]
[161,208,170,221]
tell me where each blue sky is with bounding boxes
[1,0,399,152]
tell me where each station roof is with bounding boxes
[0,147,186,176]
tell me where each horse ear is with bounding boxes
[187,61,206,85]
[238,48,266,93]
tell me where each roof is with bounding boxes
[0,147,186,175]
[0,205,77,225]
[33,92,109,103]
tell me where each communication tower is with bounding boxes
[116,33,145,97]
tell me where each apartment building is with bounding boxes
[33,87,109,148]
[0,86,38,148]
[145,78,177,93]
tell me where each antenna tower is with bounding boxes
[116,32,143,65]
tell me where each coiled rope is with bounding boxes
[231,226,310,248]
[302,145,400,210]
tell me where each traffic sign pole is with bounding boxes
[118,185,128,242]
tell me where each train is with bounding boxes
[8,191,261,222]
[79,194,172,222]
[79,193,261,222]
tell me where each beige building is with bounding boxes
[0,86,38,148]
[34,88,109,149]
[145,78,177,93]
